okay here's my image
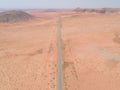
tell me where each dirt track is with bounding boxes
[0,11,120,90]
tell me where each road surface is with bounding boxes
[57,16,63,90]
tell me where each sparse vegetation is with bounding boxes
[113,33,120,44]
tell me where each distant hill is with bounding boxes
[0,10,34,23]
[74,8,120,14]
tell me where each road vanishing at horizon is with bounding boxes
[57,16,63,90]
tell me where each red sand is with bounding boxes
[0,11,120,90]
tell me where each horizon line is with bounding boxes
[0,7,120,10]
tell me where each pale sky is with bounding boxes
[0,0,120,9]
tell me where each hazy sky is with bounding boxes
[0,0,120,9]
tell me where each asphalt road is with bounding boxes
[57,16,63,90]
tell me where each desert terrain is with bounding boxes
[0,10,120,90]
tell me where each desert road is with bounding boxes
[1,10,120,90]
[57,16,63,90]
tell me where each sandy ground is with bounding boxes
[0,11,120,90]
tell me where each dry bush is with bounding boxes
[113,33,120,44]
